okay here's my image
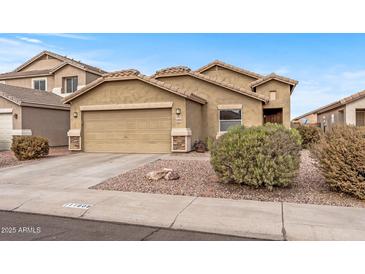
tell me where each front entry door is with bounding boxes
[263,108,283,124]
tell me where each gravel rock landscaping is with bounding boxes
[0,146,72,169]
[92,150,365,208]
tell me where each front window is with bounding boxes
[63,76,78,93]
[356,109,365,127]
[219,109,242,132]
[32,79,46,91]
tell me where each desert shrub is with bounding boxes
[11,136,49,161]
[297,125,322,149]
[210,123,302,189]
[312,125,365,199]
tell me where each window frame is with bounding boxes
[269,90,277,101]
[356,109,365,127]
[63,76,78,94]
[331,113,335,123]
[32,78,47,91]
[218,109,242,133]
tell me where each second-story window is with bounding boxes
[63,76,78,93]
[33,79,46,91]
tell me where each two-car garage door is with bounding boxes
[0,112,13,151]
[83,109,171,153]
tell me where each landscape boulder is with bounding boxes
[146,168,179,181]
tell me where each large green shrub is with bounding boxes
[312,126,365,199]
[210,124,302,189]
[297,125,322,149]
[11,136,49,160]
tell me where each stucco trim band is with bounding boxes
[0,108,13,113]
[171,128,192,136]
[67,129,81,137]
[217,104,242,110]
[12,129,32,136]
[80,102,173,112]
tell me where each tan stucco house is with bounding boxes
[293,90,365,132]
[63,60,298,153]
[0,84,69,150]
[0,51,106,97]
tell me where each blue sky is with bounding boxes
[1,33,365,117]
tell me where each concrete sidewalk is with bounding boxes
[0,184,364,240]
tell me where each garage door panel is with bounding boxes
[83,109,171,153]
[0,113,13,151]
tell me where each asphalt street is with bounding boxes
[0,211,258,241]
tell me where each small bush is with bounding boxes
[297,125,322,149]
[312,126,365,199]
[11,136,49,161]
[210,124,302,189]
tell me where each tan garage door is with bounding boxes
[83,108,171,153]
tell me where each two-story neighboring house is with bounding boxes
[0,51,107,150]
[0,51,107,97]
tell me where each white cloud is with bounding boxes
[342,70,365,80]
[18,37,42,44]
[291,67,365,118]
[41,33,93,40]
[0,38,46,72]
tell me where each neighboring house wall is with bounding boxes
[0,97,22,129]
[53,65,88,95]
[3,76,54,92]
[300,113,317,124]
[317,106,345,131]
[186,100,203,143]
[345,96,365,125]
[69,80,188,131]
[200,66,258,89]
[255,80,291,128]
[86,72,101,84]
[22,106,69,146]
[157,75,263,139]
[21,55,63,71]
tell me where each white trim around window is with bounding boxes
[32,78,47,91]
[218,108,242,133]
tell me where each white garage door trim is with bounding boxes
[80,102,173,111]
[0,109,13,151]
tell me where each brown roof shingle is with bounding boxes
[153,66,269,103]
[0,83,69,109]
[63,69,207,104]
[249,73,298,88]
[14,50,107,75]
[294,89,365,119]
[196,60,263,79]
[0,69,52,80]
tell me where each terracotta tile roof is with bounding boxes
[153,66,269,103]
[154,66,191,76]
[249,73,298,88]
[0,69,52,80]
[294,89,365,119]
[0,83,69,109]
[63,69,207,105]
[196,60,263,79]
[14,50,107,75]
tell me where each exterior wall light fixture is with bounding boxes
[73,112,78,118]
[176,108,181,115]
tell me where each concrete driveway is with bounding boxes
[0,153,162,190]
